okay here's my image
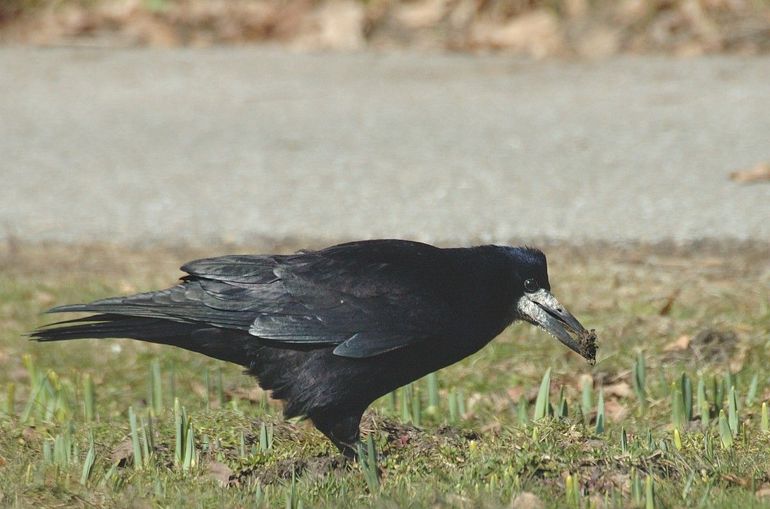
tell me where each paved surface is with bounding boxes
[1,48,769,245]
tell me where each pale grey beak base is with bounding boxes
[517,289,597,363]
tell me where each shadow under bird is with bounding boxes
[32,239,597,456]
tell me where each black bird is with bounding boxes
[32,239,596,456]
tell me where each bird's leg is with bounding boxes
[310,410,363,460]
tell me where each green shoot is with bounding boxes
[565,474,580,507]
[357,434,380,494]
[646,475,655,509]
[728,386,739,437]
[556,386,568,419]
[533,368,552,421]
[746,374,759,407]
[681,373,693,422]
[671,382,685,431]
[80,433,96,485]
[150,359,162,415]
[697,377,709,427]
[633,353,647,412]
[631,468,642,505]
[581,376,592,424]
[621,427,628,454]
[259,422,273,452]
[83,373,95,423]
[517,398,528,425]
[426,372,439,415]
[718,410,733,449]
[595,389,605,434]
[128,406,143,469]
[5,382,15,416]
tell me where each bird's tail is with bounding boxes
[31,313,256,367]
[32,309,321,419]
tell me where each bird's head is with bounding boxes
[507,247,597,364]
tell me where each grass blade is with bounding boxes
[401,385,411,423]
[80,434,96,485]
[534,368,552,421]
[581,376,592,424]
[5,382,15,416]
[728,386,739,437]
[671,382,685,431]
[183,421,195,471]
[128,406,143,469]
[697,377,709,427]
[517,398,528,425]
[357,435,380,494]
[595,389,605,434]
[633,353,647,412]
[746,373,759,407]
[673,428,682,450]
[83,374,95,423]
[426,372,439,415]
[621,427,628,454]
[174,398,184,466]
[719,410,733,449]
[150,359,162,415]
[681,373,693,422]
[645,475,655,509]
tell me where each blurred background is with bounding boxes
[1,0,769,246]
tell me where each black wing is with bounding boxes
[47,240,457,358]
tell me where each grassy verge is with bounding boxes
[0,241,769,508]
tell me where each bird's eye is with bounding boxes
[524,279,539,293]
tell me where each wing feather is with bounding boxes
[47,240,459,358]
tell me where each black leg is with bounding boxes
[310,409,363,459]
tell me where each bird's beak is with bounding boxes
[517,289,597,364]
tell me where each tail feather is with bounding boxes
[32,312,329,419]
[31,314,256,367]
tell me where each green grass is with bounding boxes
[1,241,769,508]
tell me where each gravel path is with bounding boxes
[1,48,768,245]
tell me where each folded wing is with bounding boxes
[45,240,455,358]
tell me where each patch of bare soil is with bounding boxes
[2,0,770,57]
[232,414,479,484]
[235,454,347,485]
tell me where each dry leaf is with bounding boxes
[511,491,545,509]
[226,385,267,403]
[22,427,39,442]
[730,162,770,183]
[604,399,629,422]
[664,335,691,352]
[395,0,449,29]
[577,373,593,390]
[472,10,564,58]
[506,386,525,401]
[292,1,365,51]
[583,439,605,450]
[756,484,770,498]
[208,461,234,486]
[111,439,135,466]
[603,382,632,399]
[658,288,681,316]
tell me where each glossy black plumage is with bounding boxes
[32,239,593,456]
